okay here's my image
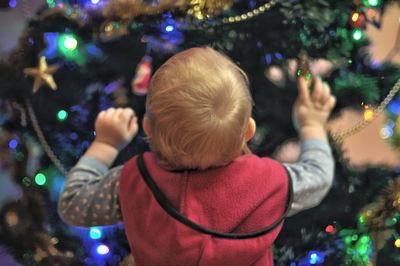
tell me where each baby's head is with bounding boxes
[143,47,255,170]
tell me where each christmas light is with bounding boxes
[96,244,110,255]
[395,239,400,248]
[63,36,78,51]
[380,127,393,139]
[363,110,374,121]
[358,215,365,224]
[35,173,47,186]
[274,52,283,60]
[352,29,364,41]
[325,225,336,234]
[91,0,100,4]
[58,34,81,61]
[9,0,16,8]
[308,251,324,264]
[57,110,68,121]
[351,12,360,22]
[363,0,381,7]
[8,139,18,149]
[89,228,102,240]
[165,25,174,32]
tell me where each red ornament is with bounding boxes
[131,55,152,96]
[350,11,366,29]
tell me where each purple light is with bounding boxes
[8,139,18,149]
[9,0,17,8]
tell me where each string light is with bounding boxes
[96,244,110,255]
[395,238,400,248]
[363,0,381,7]
[351,12,360,22]
[325,225,336,234]
[63,36,78,51]
[89,228,102,240]
[35,173,47,186]
[352,29,364,41]
[57,110,68,121]
[308,251,324,264]
[58,34,80,61]
[8,139,18,149]
[9,0,16,8]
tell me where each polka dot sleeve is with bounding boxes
[283,139,334,217]
[58,156,123,227]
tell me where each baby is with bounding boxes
[59,47,335,265]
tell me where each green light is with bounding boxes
[344,236,352,244]
[348,59,352,64]
[35,173,47,186]
[358,215,365,224]
[364,0,381,7]
[352,29,364,42]
[63,36,78,51]
[351,234,359,241]
[57,110,68,121]
[360,235,370,244]
[47,0,56,8]
[58,34,80,61]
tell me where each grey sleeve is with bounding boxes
[283,139,334,216]
[58,156,123,227]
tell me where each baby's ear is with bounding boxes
[244,118,256,142]
[143,115,152,137]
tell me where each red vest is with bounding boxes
[119,152,290,266]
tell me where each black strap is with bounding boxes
[137,154,293,239]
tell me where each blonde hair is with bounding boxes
[146,47,253,170]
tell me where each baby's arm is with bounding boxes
[58,108,138,226]
[284,77,336,216]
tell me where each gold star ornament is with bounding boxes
[24,56,60,93]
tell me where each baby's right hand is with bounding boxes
[94,107,138,151]
[293,77,336,140]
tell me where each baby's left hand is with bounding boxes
[94,107,138,151]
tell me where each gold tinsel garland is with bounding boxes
[358,176,400,251]
[103,0,238,21]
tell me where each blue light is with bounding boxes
[96,244,109,255]
[308,251,324,265]
[274,52,283,60]
[89,228,102,240]
[388,101,400,115]
[9,0,17,8]
[91,0,100,4]
[165,25,174,32]
[265,54,272,64]
[309,253,318,264]
[69,132,78,140]
[8,139,18,149]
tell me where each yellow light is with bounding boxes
[395,239,400,248]
[364,110,374,121]
[352,12,360,22]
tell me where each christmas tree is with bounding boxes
[0,0,400,265]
